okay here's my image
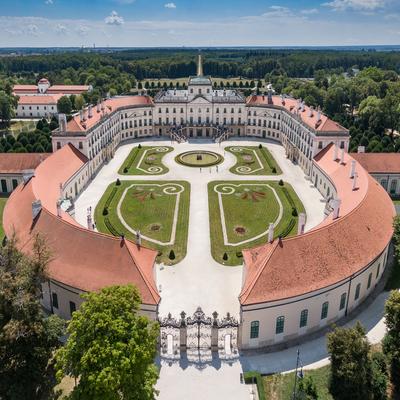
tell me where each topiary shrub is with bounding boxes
[169,249,175,260]
[258,144,262,149]
[292,207,298,217]
[102,207,108,216]
[279,179,284,186]
[138,144,142,149]
[123,167,128,174]
[236,251,243,258]
[272,167,277,174]
[223,252,228,261]
[116,178,121,186]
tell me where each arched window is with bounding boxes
[321,302,329,319]
[275,316,285,334]
[355,283,361,300]
[367,273,372,289]
[299,309,308,328]
[250,321,259,339]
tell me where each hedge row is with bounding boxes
[260,147,276,171]
[104,216,120,237]
[124,147,140,172]
[243,371,266,400]
[279,218,296,238]
[104,187,118,210]
[280,186,296,209]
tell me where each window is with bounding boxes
[52,293,58,309]
[250,321,259,339]
[69,301,76,316]
[376,263,381,278]
[299,309,308,328]
[367,273,372,289]
[276,316,285,334]
[339,293,346,310]
[321,302,329,320]
[12,179,18,190]
[79,142,83,149]
[355,283,361,300]
[318,141,323,149]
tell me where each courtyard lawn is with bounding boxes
[0,195,8,240]
[263,365,332,400]
[118,146,173,175]
[208,180,305,265]
[226,145,282,175]
[94,180,190,265]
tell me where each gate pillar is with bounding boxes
[179,311,187,351]
[211,311,219,351]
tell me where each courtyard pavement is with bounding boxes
[74,138,391,400]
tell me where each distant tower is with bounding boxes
[197,53,203,77]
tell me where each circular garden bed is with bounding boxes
[175,150,223,168]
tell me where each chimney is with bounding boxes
[56,200,62,218]
[267,89,273,105]
[298,213,306,235]
[350,160,356,179]
[340,148,345,164]
[316,106,322,123]
[32,200,42,220]
[332,198,342,219]
[333,143,339,161]
[352,172,358,191]
[58,113,67,132]
[281,94,285,105]
[136,230,142,247]
[357,146,365,153]
[96,101,101,113]
[79,110,84,123]
[87,212,93,230]
[88,105,93,118]
[268,222,274,243]
[59,182,63,199]
[101,101,105,111]
[309,106,314,117]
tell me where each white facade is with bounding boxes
[16,101,58,118]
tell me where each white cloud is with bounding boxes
[301,8,319,15]
[104,10,124,25]
[55,24,68,35]
[26,24,39,36]
[114,0,135,3]
[45,0,54,4]
[76,25,90,36]
[262,6,292,18]
[164,3,177,9]
[323,0,387,11]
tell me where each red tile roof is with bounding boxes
[246,95,348,133]
[240,145,395,305]
[2,144,160,305]
[47,85,90,94]
[66,96,153,133]
[13,84,38,93]
[17,95,62,105]
[350,153,400,174]
[0,153,51,174]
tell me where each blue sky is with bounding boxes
[0,0,399,47]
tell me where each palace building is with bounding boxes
[3,55,395,349]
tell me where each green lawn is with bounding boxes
[94,180,190,265]
[118,146,173,175]
[226,145,282,175]
[263,365,333,400]
[208,180,305,265]
[0,196,8,240]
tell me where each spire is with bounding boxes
[197,54,203,77]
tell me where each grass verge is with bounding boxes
[0,195,8,240]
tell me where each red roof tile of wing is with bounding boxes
[66,96,154,133]
[246,95,348,133]
[350,153,400,174]
[0,153,51,173]
[47,85,90,94]
[2,144,160,305]
[17,95,62,105]
[240,146,395,305]
[13,85,38,93]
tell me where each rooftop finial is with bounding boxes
[197,53,203,77]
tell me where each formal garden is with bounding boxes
[118,145,173,175]
[208,180,305,265]
[94,180,190,265]
[226,144,282,175]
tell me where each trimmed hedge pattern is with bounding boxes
[280,186,296,209]
[104,187,118,210]
[123,147,140,172]
[104,216,120,237]
[260,147,276,171]
[279,218,296,238]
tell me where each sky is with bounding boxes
[0,0,399,47]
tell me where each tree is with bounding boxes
[327,322,372,400]
[55,285,159,400]
[0,235,65,400]
[298,375,318,399]
[0,91,16,128]
[382,290,400,397]
[57,95,72,115]
[74,94,85,111]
